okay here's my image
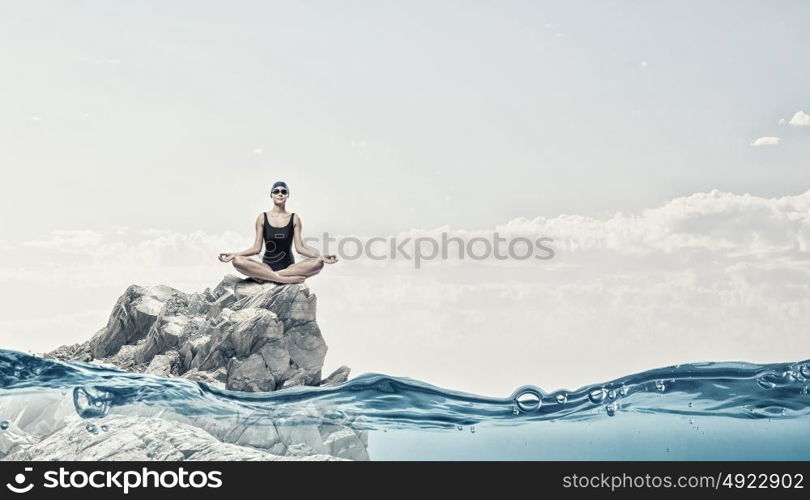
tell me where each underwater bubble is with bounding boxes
[607,389,617,400]
[688,402,693,408]
[85,424,98,434]
[515,390,542,412]
[73,386,112,418]
[555,393,567,405]
[511,405,519,415]
[655,380,666,392]
[101,425,109,432]
[470,426,476,434]
[800,364,810,378]
[68,435,75,442]
[757,378,776,390]
[689,418,694,425]
[589,388,607,403]
[456,425,463,431]
[0,420,9,431]
[605,402,619,417]
[802,386,808,395]
[619,385,628,396]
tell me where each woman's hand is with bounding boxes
[321,254,338,264]
[218,253,236,262]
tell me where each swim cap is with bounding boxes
[271,181,289,194]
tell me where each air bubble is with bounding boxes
[469,426,476,434]
[655,380,666,392]
[73,386,112,418]
[589,388,607,403]
[101,425,109,432]
[0,420,9,431]
[515,390,542,412]
[456,425,463,431]
[605,402,619,416]
[85,424,98,434]
[511,406,519,415]
[800,364,810,378]
[619,385,628,396]
[555,393,567,405]
[757,378,776,390]
[607,389,617,400]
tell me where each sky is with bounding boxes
[1,1,809,396]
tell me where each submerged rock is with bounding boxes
[3,415,346,461]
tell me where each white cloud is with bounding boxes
[21,229,104,250]
[788,110,810,126]
[750,136,780,146]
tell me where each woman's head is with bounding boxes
[271,181,289,203]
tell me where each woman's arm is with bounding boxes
[292,214,321,258]
[233,214,265,256]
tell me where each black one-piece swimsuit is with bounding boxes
[262,212,295,271]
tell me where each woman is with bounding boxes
[218,181,338,284]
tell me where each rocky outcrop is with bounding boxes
[23,275,368,461]
[47,274,350,392]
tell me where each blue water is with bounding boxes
[1,349,809,460]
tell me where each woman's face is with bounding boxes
[272,186,288,203]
